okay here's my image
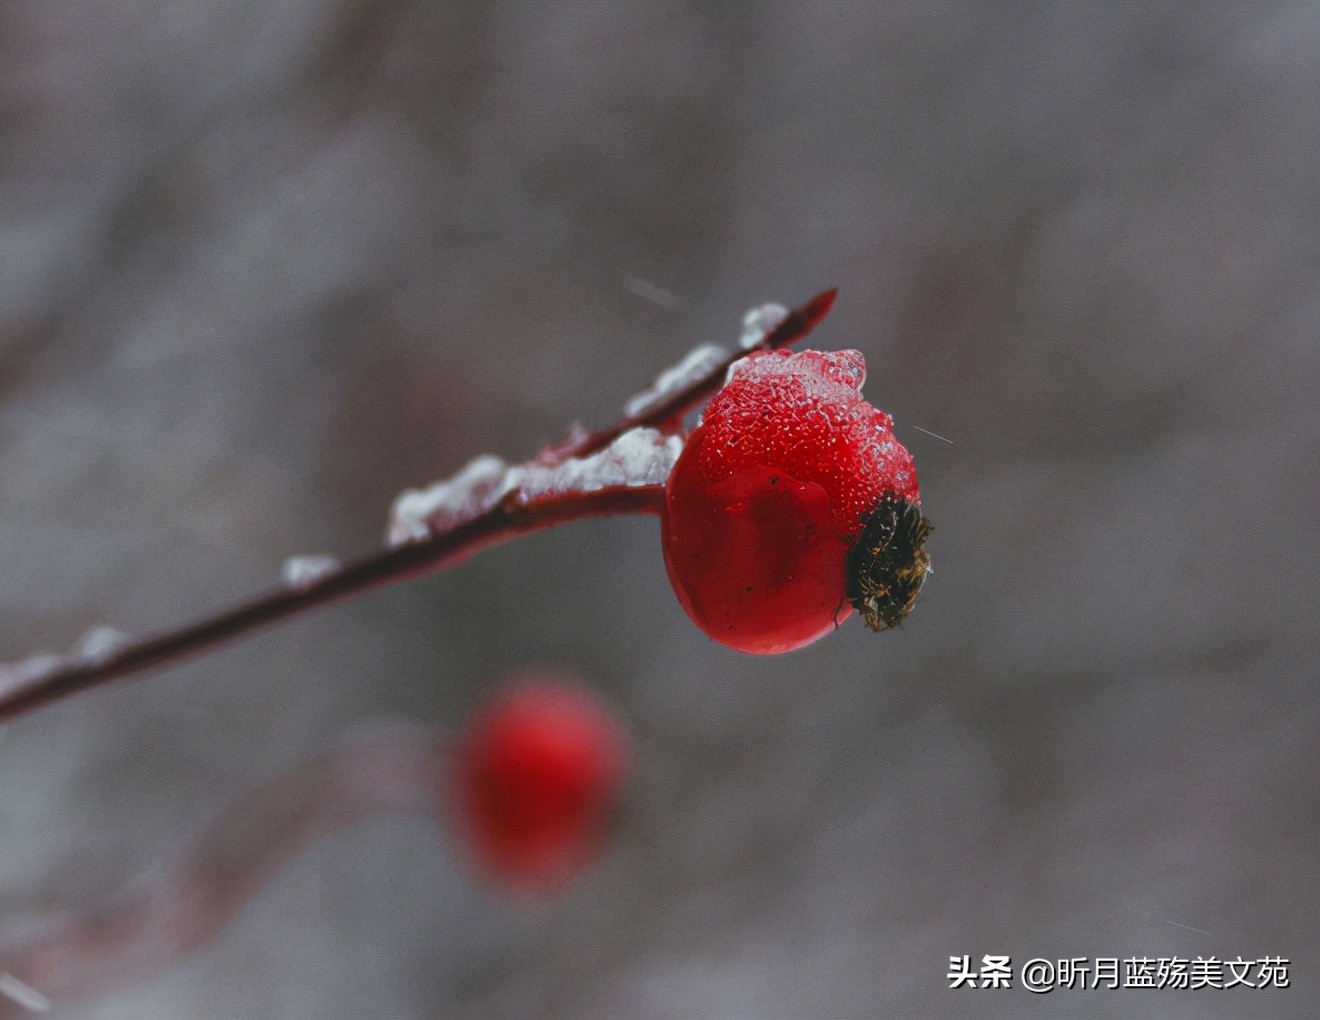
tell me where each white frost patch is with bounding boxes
[0,653,62,691]
[624,343,727,417]
[739,303,788,349]
[517,427,683,498]
[386,299,802,545]
[73,625,130,664]
[723,354,752,386]
[280,554,341,588]
[0,972,50,1013]
[386,429,682,546]
[0,626,135,693]
[388,454,514,547]
[619,300,789,419]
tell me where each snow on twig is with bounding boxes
[387,428,683,548]
[0,290,837,723]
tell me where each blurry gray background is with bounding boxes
[2,2,1318,1017]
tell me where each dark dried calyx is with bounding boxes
[845,493,933,632]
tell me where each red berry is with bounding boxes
[661,349,931,654]
[449,678,628,896]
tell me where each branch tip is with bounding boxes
[0,291,836,723]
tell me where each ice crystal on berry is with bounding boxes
[662,347,929,654]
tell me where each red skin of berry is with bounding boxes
[662,349,919,654]
[449,679,628,897]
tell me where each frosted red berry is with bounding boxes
[448,678,629,896]
[661,348,931,654]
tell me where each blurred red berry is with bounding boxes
[661,348,931,654]
[449,678,629,896]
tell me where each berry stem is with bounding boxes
[0,486,664,722]
[0,289,836,724]
[0,724,447,1014]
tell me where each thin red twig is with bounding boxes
[0,289,836,723]
[0,486,663,722]
[0,724,447,1015]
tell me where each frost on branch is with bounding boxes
[0,654,62,693]
[388,454,511,546]
[73,626,131,664]
[739,303,788,350]
[387,300,806,545]
[280,554,342,588]
[0,627,130,702]
[0,292,839,729]
[623,343,727,417]
[385,298,807,546]
[517,427,682,496]
[387,428,682,546]
[621,301,788,417]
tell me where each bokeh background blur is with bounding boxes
[2,3,1318,1017]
